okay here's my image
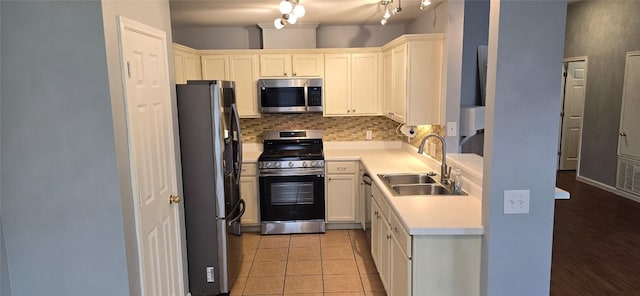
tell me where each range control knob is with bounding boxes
[288,162,294,168]
[274,162,281,168]
[311,161,317,167]
[302,161,308,168]
[266,162,273,168]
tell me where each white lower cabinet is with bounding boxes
[326,161,359,223]
[240,163,259,225]
[371,183,481,296]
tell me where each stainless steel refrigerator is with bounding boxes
[177,80,245,296]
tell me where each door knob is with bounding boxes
[169,195,181,204]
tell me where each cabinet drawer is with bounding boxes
[327,161,357,174]
[241,163,257,176]
[391,210,412,258]
[371,184,390,220]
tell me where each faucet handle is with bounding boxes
[445,166,452,178]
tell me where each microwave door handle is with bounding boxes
[232,103,243,185]
[304,82,309,112]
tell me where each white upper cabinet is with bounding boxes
[260,53,324,77]
[173,44,202,84]
[201,53,260,118]
[382,34,445,125]
[324,52,381,116]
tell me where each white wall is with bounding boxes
[0,1,130,295]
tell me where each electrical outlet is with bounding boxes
[503,190,530,214]
[206,267,215,283]
[447,122,457,137]
[366,130,373,140]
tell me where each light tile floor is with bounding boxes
[231,229,387,296]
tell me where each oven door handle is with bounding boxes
[259,171,325,177]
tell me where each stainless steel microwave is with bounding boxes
[257,78,322,113]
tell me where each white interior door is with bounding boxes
[619,52,640,159]
[559,60,586,170]
[118,17,184,296]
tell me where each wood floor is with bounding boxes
[551,171,640,295]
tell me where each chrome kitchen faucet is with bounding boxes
[417,133,451,185]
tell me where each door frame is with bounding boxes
[558,56,588,173]
[116,16,186,296]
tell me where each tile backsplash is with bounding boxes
[240,114,444,155]
[240,114,406,143]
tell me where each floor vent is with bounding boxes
[617,157,640,196]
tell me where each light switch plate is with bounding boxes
[504,190,530,214]
[447,122,457,137]
[365,130,373,140]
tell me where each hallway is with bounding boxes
[551,171,640,295]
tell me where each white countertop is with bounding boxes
[243,140,570,235]
[325,144,484,236]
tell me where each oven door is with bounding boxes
[259,172,325,221]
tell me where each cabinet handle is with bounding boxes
[347,110,351,113]
[352,109,356,113]
[284,72,288,76]
[394,227,399,234]
[620,131,627,137]
[388,112,394,116]
[293,72,297,76]
[386,234,392,240]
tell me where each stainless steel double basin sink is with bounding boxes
[378,173,467,196]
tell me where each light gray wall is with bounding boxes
[460,0,489,107]
[100,0,183,295]
[564,1,640,186]
[481,1,566,295]
[172,24,405,49]
[316,24,405,48]
[405,0,448,34]
[1,216,10,296]
[172,26,262,49]
[0,1,130,295]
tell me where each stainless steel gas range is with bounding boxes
[258,130,326,234]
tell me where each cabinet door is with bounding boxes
[184,53,202,81]
[324,54,351,116]
[382,50,394,119]
[371,200,381,266]
[326,174,357,222]
[619,52,640,159]
[259,54,291,77]
[352,53,380,115]
[174,50,187,84]
[240,176,259,225]
[229,55,260,118]
[392,45,407,123]
[292,54,324,77]
[201,55,229,80]
[391,236,411,296]
[379,217,391,292]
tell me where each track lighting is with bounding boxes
[420,0,432,10]
[274,0,305,29]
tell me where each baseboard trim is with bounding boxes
[576,175,640,204]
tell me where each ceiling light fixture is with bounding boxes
[420,0,432,10]
[380,0,401,25]
[274,0,305,29]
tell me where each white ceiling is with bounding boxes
[169,0,438,27]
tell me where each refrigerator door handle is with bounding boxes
[232,103,243,185]
[227,199,245,226]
